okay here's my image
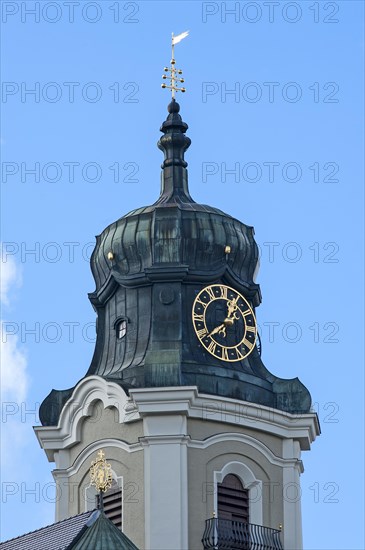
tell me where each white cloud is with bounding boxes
[0,255,29,477]
[1,255,22,306]
[0,334,27,403]
[0,254,27,401]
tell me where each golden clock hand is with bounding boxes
[208,323,226,338]
[225,296,239,324]
[226,297,237,317]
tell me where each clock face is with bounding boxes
[192,284,257,362]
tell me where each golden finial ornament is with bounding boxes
[161,31,189,98]
[89,449,113,494]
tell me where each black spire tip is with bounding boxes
[156,98,193,204]
[167,98,180,113]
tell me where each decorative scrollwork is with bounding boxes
[89,449,112,493]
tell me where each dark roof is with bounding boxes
[67,511,139,549]
[0,511,139,550]
[0,510,94,550]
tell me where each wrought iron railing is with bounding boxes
[202,518,283,550]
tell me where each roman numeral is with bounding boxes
[196,327,208,338]
[246,325,256,333]
[235,348,245,360]
[196,298,207,309]
[243,337,253,349]
[207,340,217,354]
[220,285,228,299]
[242,308,253,317]
[193,313,205,322]
[222,347,229,361]
[205,287,216,300]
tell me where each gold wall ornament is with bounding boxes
[161,31,189,98]
[89,449,113,493]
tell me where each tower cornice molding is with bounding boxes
[130,386,320,450]
[88,263,261,307]
[36,382,319,463]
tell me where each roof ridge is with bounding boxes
[0,510,96,546]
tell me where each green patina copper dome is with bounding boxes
[39,100,312,427]
[90,99,260,301]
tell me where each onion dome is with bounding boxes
[90,99,260,306]
[39,100,312,427]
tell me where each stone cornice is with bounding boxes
[35,382,319,463]
[130,387,320,450]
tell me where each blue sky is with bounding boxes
[1,1,364,548]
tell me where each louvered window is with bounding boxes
[217,474,249,523]
[96,483,122,529]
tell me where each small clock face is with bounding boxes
[192,284,257,362]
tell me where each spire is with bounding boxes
[67,511,140,550]
[157,32,192,204]
[156,99,192,203]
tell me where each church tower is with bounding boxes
[35,42,319,550]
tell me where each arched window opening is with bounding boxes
[116,319,127,340]
[217,473,249,524]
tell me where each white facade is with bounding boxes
[35,376,320,550]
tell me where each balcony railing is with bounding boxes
[202,518,283,550]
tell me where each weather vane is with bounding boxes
[161,31,189,98]
[89,449,112,511]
